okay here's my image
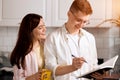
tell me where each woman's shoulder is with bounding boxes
[25,50,37,59]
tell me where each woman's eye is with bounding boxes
[38,27,42,29]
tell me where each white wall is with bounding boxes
[0,26,120,59]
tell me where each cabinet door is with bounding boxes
[51,0,73,27]
[87,0,112,27]
[0,0,51,27]
[52,0,112,27]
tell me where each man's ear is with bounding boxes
[67,10,71,17]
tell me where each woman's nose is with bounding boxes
[43,26,46,32]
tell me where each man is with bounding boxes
[44,0,98,80]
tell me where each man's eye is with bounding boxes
[76,19,82,22]
[77,19,82,22]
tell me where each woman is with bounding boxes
[10,13,46,80]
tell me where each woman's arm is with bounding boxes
[13,65,42,80]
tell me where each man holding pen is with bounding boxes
[44,0,98,80]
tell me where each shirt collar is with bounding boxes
[63,24,84,37]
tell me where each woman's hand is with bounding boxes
[26,70,42,80]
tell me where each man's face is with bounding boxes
[69,10,90,29]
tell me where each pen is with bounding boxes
[71,54,88,63]
[72,55,94,68]
[71,54,76,57]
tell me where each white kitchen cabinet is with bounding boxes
[0,0,52,27]
[51,0,112,27]
[0,0,112,27]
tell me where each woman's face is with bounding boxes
[32,19,46,41]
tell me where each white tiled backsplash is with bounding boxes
[0,26,120,64]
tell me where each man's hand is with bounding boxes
[91,70,109,80]
[72,57,85,69]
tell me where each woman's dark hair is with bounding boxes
[10,13,43,69]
